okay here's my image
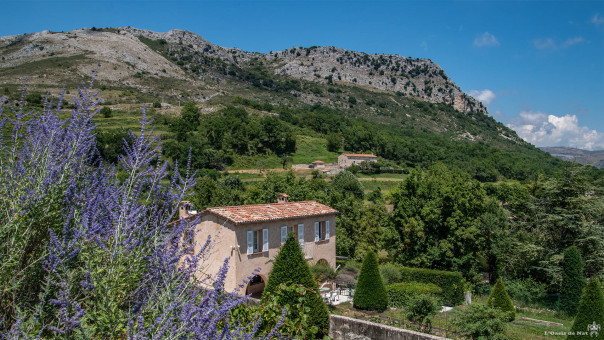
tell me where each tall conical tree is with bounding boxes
[568,278,604,340]
[353,251,388,311]
[561,246,586,316]
[487,278,515,321]
[262,233,329,337]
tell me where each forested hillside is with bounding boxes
[0,27,566,181]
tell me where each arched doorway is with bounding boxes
[245,274,266,299]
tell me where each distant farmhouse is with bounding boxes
[310,160,326,169]
[337,153,378,168]
[178,194,338,297]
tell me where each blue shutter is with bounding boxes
[262,228,269,252]
[314,222,320,242]
[281,226,287,244]
[247,230,253,255]
[326,220,330,239]
[298,223,304,244]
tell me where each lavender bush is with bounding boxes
[0,78,271,338]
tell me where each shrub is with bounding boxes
[451,303,508,339]
[487,278,515,321]
[0,80,262,338]
[262,233,330,337]
[569,278,604,340]
[561,246,586,316]
[504,278,547,306]
[353,251,388,312]
[386,282,442,308]
[379,263,402,285]
[100,106,112,118]
[342,261,361,274]
[152,101,161,108]
[232,283,325,339]
[310,264,336,283]
[399,266,464,305]
[404,294,439,331]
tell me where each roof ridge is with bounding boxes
[206,200,321,210]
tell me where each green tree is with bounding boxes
[390,164,502,279]
[180,101,200,130]
[329,170,364,200]
[326,133,342,152]
[262,233,329,337]
[561,246,586,315]
[487,278,515,321]
[353,251,388,311]
[569,278,604,340]
[100,106,112,118]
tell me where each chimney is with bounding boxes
[178,201,193,218]
[277,193,290,203]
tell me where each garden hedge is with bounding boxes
[386,282,442,308]
[398,266,464,305]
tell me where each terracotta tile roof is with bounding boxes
[203,201,338,225]
[312,160,325,164]
[341,153,377,158]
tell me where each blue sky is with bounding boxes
[3,0,604,149]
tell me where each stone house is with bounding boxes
[179,194,338,297]
[337,153,378,168]
[310,160,326,169]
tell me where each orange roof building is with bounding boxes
[177,196,338,297]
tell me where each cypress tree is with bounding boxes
[353,251,388,311]
[262,233,329,337]
[487,278,515,321]
[569,278,604,340]
[561,246,586,316]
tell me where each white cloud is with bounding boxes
[533,37,584,50]
[469,89,496,105]
[474,32,499,47]
[508,111,604,150]
[592,13,604,25]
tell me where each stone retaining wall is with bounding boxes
[329,315,448,340]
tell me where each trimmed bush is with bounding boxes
[561,246,586,316]
[386,282,441,308]
[379,263,402,285]
[487,278,515,321]
[399,266,464,305]
[353,251,388,311]
[452,303,508,339]
[262,233,329,337]
[569,278,604,340]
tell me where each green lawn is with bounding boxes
[291,135,339,164]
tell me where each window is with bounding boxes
[247,228,268,255]
[282,224,304,245]
[314,220,330,242]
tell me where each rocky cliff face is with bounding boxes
[121,28,486,114]
[270,46,485,114]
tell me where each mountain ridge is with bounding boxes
[540,146,604,168]
[0,27,485,114]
